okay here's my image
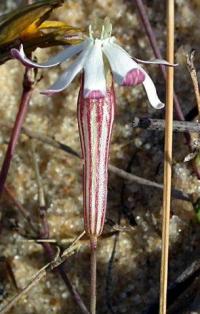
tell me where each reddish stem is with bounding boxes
[0,69,33,196]
[90,237,97,314]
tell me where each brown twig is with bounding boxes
[4,185,38,233]
[62,231,86,258]
[186,51,200,119]
[0,264,49,314]
[0,230,86,314]
[132,117,200,132]
[108,164,190,202]
[0,122,80,158]
[160,1,174,314]
[31,140,49,238]
[24,126,81,158]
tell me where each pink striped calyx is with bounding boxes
[78,79,115,242]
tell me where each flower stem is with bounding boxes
[90,236,97,314]
[0,68,33,196]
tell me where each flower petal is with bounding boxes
[83,39,106,99]
[132,57,178,67]
[122,68,145,86]
[103,39,139,85]
[41,42,92,95]
[142,70,165,109]
[11,40,88,69]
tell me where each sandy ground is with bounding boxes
[0,0,200,313]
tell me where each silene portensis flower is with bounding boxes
[11,19,166,247]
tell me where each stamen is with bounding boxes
[103,17,112,38]
[89,24,94,39]
[100,25,105,40]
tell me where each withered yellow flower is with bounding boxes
[0,0,83,64]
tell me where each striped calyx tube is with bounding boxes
[78,73,115,248]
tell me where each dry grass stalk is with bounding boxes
[0,264,49,314]
[0,231,86,314]
[159,1,175,314]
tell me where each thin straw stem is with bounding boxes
[159,1,174,314]
[90,237,97,314]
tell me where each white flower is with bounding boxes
[11,20,167,109]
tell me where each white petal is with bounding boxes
[103,39,139,85]
[132,57,178,67]
[83,39,106,99]
[142,70,165,109]
[11,40,89,68]
[41,42,92,95]
[41,40,89,66]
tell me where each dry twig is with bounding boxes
[0,263,49,314]
[0,230,86,314]
[108,164,189,202]
[4,185,38,233]
[186,51,200,118]
[132,117,200,133]
[31,140,49,238]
